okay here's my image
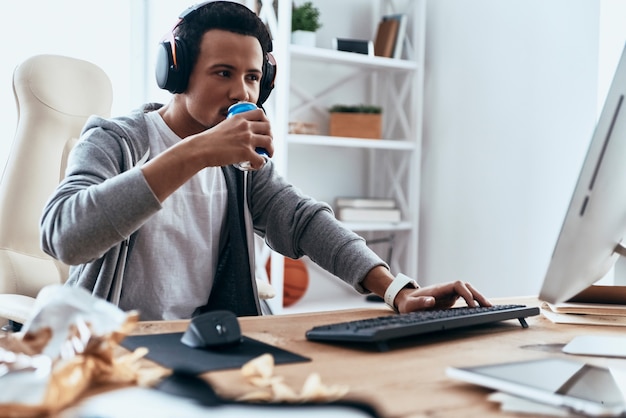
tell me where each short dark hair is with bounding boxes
[175,1,273,72]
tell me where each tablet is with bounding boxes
[446,358,626,417]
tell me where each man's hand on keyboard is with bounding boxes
[396,281,492,314]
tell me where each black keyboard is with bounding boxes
[306,304,540,351]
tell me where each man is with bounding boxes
[40,1,490,320]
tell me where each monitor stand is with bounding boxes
[614,244,626,286]
[563,335,626,358]
[562,285,626,357]
[566,242,626,304]
[563,249,626,358]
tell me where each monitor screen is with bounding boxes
[540,43,626,303]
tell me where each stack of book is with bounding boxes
[373,13,407,59]
[335,197,401,223]
[540,285,626,326]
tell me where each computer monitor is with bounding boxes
[539,43,626,304]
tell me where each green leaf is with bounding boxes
[292,2,322,32]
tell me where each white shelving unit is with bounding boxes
[257,0,426,314]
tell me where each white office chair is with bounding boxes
[0,54,113,329]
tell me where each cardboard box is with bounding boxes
[329,113,382,139]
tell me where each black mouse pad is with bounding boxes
[121,333,310,374]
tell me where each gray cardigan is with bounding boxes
[40,105,385,318]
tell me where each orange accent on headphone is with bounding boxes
[162,18,183,69]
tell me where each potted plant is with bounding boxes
[291,2,322,47]
[329,104,383,139]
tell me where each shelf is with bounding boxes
[288,134,416,150]
[264,0,425,314]
[290,44,418,72]
[340,221,413,232]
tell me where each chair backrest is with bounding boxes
[0,54,113,297]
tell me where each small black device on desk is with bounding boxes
[306,304,540,351]
[181,310,242,348]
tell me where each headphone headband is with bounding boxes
[179,1,211,19]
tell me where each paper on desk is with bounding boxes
[544,301,626,316]
[0,285,151,417]
[488,392,574,417]
[540,303,626,326]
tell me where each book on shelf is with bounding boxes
[332,38,374,56]
[373,18,399,58]
[337,207,401,223]
[335,197,397,209]
[335,197,400,222]
[382,13,407,59]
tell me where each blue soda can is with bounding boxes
[227,102,269,171]
[227,101,257,116]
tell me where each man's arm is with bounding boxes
[143,107,274,202]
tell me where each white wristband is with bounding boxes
[384,273,419,312]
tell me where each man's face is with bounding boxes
[182,29,264,130]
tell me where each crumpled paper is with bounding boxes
[237,353,350,403]
[0,285,163,418]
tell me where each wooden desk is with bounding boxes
[130,296,626,418]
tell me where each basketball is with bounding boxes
[266,257,309,307]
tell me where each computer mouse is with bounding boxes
[181,310,242,349]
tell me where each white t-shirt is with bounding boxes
[120,111,228,320]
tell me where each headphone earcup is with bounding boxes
[155,38,189,94]
[257,53,276,106]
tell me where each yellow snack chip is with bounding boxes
[238,353,349,403]
[241,353,274,380]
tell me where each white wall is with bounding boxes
[420,0,600,297]
[0,0,192,175]
[0,0,134,169]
